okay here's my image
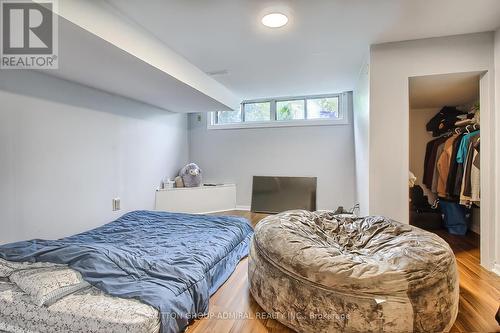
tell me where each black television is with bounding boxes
[250,176,317,214]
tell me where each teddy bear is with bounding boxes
[178,163,202,187]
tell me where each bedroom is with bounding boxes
[0,0,499,332]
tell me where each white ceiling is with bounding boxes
[40,17,233,113]
[106,0,500,100]
[36,0,240,113]
[409,72,481,109]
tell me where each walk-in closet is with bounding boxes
[409,72,482,244]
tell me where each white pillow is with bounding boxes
[9,266,90,306]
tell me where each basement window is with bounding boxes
[276,100,305,120]
[209,92,349,129]
[244,102,271,122]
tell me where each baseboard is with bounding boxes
[492,264,500,276]
[235,205,251,211]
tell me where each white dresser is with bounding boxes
[155,184,236,214]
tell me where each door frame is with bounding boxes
[479,71,496,271]
[407,70,496,272]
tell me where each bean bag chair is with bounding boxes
[248,210,458,333]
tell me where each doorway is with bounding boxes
[408,71,488,263]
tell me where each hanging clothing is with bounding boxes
[422,108,480,204]
[436,134,459,197]
[452,131,480,197]
[461,136,481,205]
[463,135,480,197]
[456,130,480,163]
[470,148,480,203]
[473,139,480,169]
[445,134,464,196]
[420,106,480,236]
[431,142,446,193]
[453,164,464,197]
[423,136,449,188]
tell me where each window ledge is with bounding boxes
[207,118,349,130]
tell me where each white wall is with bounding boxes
[353,61,370,215]
[188,105,357,211]
[494,28,500,274]
[0,71,188,244]
[368,32,496,270]
[369,32,494,222]
[409,108,439,203]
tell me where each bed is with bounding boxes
[0,210,253,333]
[0,276,161,333]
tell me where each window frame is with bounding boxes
[208,92,349,130]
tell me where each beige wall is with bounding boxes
[409,108,439,203]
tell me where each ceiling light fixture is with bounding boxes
[261,13,288,28]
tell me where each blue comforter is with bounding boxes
[0,210,254,333]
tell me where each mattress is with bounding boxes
[0,211,254,333]
[0,279,160,333]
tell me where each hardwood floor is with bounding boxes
[434,230,500,333]
[188,211,500,333]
